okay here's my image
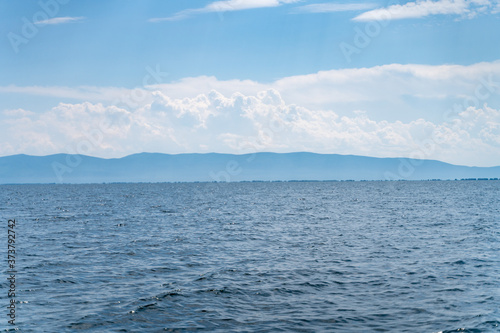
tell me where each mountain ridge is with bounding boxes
[0,152,499,184]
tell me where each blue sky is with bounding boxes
[1,0,500,166]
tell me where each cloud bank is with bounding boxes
[2,61,500,166]
[3,61,500,121]
[1,89,500,166]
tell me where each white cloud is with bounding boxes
[1,90,500,166]
[2,61,500,124]
[353,0,497,21]
[34,16,85,25]
[294,3,377,13]
[150,0,300,22]
[144,61,500,123]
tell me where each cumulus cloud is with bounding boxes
[2,61,500,166]
[144,61,500,123]
[150,0,300,22]
[1,90,500,166]
[3,61,500,124]
[353,0,497,21]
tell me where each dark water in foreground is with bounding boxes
[0,181,499,332]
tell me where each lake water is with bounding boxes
[1,181,499,332]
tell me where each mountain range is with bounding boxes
[0,152,499,184]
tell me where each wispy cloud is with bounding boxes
[34,16,85,25]
[293,3,377,13]
[150,0,300,22]
[353,0,496,21]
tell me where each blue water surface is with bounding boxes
[0,181,499,332]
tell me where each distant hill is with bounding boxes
[0,152,499,184]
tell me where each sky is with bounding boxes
[1,0,500,166]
